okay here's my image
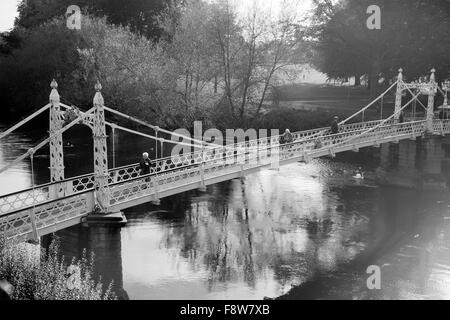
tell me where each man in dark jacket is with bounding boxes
[331,116,340,134]
[281,129,294,145]
[140,152,151,175]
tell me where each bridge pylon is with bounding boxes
[92,81,111,213]
[49,80,65,198]
[394,68,403,122]
[426,68,437,133]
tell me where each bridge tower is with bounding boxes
[394,68,404,123]
[426,68,437,133]
[92,81,110,212]
[49,80,65,197]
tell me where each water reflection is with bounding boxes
[119,161,377,299]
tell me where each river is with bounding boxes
[2,124,450,300]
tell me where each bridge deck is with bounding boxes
[1,119,449,243]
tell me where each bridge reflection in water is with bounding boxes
[40,135,450,300]
[378,135,450,189]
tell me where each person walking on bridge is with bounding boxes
[280,129,294,157]
[281,129,294,145]
[331,116,340,134]
[140,152,151,175]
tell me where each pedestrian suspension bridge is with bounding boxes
[1,68,449,243]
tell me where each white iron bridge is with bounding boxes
[1,68,450,243]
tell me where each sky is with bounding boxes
[0,0,313,32]
[0,0,19,32]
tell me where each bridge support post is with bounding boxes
[199,145,207,192]
[92,81,111,213]
[49,80,65,198]
[394,69,403,123]
[28,209,40,244]
[426,69,437,133]
[82,82,126,226]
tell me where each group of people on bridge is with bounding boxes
[280,115,342,147]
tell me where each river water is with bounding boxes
[2,124,450,300]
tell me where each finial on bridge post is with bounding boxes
[95,80,102,92]
[430,68,436,83]
[398,68,403,81]
[93,80,104,106]
[49,79,60,103]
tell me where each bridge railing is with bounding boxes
[433,119,450,135]
[144,120,386,174]
[0,120,436,241]
[0,187,94,242]
[0,119,388,216]
[107,120,401,209]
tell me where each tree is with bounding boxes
[15,0,177,41]
[75,16,182,127]
[312,0,450,95]
[159,0,307,127]
[0,19,82,119]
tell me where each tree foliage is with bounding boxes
[15,0,176,41]
[0,19,83,119]
[312,0,450,93]
[0,0,308,129]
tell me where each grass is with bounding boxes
[274,83,371,101]
[0,236,116,300]
[270,83,397,115]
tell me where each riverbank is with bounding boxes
[0,237,116,300]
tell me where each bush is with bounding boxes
[0,236,116,300]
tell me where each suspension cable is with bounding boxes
[0,104,51,140]
[30,149,35,188]
[110,122,196,149]
[112,125,116,168]
[380,96,384,120]
[29,148,39,242]
[403,85,427,111]
[103,106,212,148]
[339,80,398,125]
[0,107,95,175]
[155,129,158,160]
[332,91,422,149]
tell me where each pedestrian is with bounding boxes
[282,129,294,145]
[331,116,340,134]
[140,152,151,175]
